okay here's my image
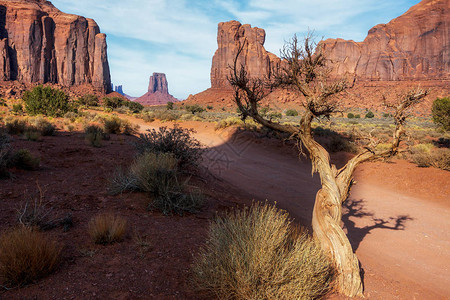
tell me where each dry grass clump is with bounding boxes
[0,132,11,178]
[192,202,335,300]
[0,226,61,287]
[88,213,127,245]
[109,152,203,215]
[10,149,40,170]
[410,144,449,171]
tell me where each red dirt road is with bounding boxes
[137,119,450,299]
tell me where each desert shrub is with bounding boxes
[382,112,391,118]
[354,114,361,119]
[110,152,203,215]
[432,97,450,131]
[24,129,42,141]
[0,132,12,178]
[286,109,298,116]
[365,111,375,118]
[103,116,122,134]
[63,111,78,122]
[135,125,203,168]
[186,104,205,114]
[5,118,27,135]
[141,113,155,123]
[166,101,174,110]
[88,213,127,245]
[23,86,73,117]
[0,98,6,106]
[12,103,23,114]
[103,96,143,113]
[192,202,334,300]
[0,226,61,287]
[215,116,244,129]
[29,117,56,136]
[10,149,40,170]
[410,144,449,170]
[268,111,282,120]
[126,101,144,113]
[347,112,355,119]
[84,125,105,147]
[77,94,99,106]
[207,105,213,110]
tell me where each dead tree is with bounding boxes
[228,34,428,297]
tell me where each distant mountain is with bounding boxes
[135,73,178,106]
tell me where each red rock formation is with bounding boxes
[135,73,178,106]
[0,0,111,92]
[321,0,449,81]
[211,20,280,88]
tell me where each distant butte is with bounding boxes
[135,73,178,106]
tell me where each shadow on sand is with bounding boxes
[342,198,414,251]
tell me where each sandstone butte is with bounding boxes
[135,73,178,106]
[0,0,111,94]
[186,0,449,112]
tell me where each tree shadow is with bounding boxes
[342,198,413,251]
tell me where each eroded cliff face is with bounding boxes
[210,20,280,88]
[321,0,449,81]
[0,0,111,92]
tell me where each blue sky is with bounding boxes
[52,0,421,99]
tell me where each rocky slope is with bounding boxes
[211,20,280,88]
[0,0,111,93]
[321,0,449,81]
[135,73,178,106]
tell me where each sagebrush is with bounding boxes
[192,202,335,300]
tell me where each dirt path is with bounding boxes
[132,117,450,299]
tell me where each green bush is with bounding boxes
[103,116,122,134]
[432,97,450,131]
[135,125,203,168]
[286,109,298,116]
[77,94,99,107]
[103,96,143,113]
[186,104,205,114]
[12,104,23,114]
[347,113,355,119]
[23,130,41,142]
[268,111,282,120]
[206,105,213,110]
[354,114,361,119]
[23,86,73,117]
[10,149,40,170]
[192,202,334,300]
[382,112,391,118]
[166,101,174,110]
[0,98,6,106]
[365,111,375,118]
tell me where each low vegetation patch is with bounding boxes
[432,97,449,131]
[88,213,127,245]
[192,202,335,300]
[0,132,11,178]
[0,226,61,287]
[110,152,203,215]
[84,124,108,147]
[410,144,449,171]
[135,125,203,168]
[23,86,74,117]
[10,149,40,170]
